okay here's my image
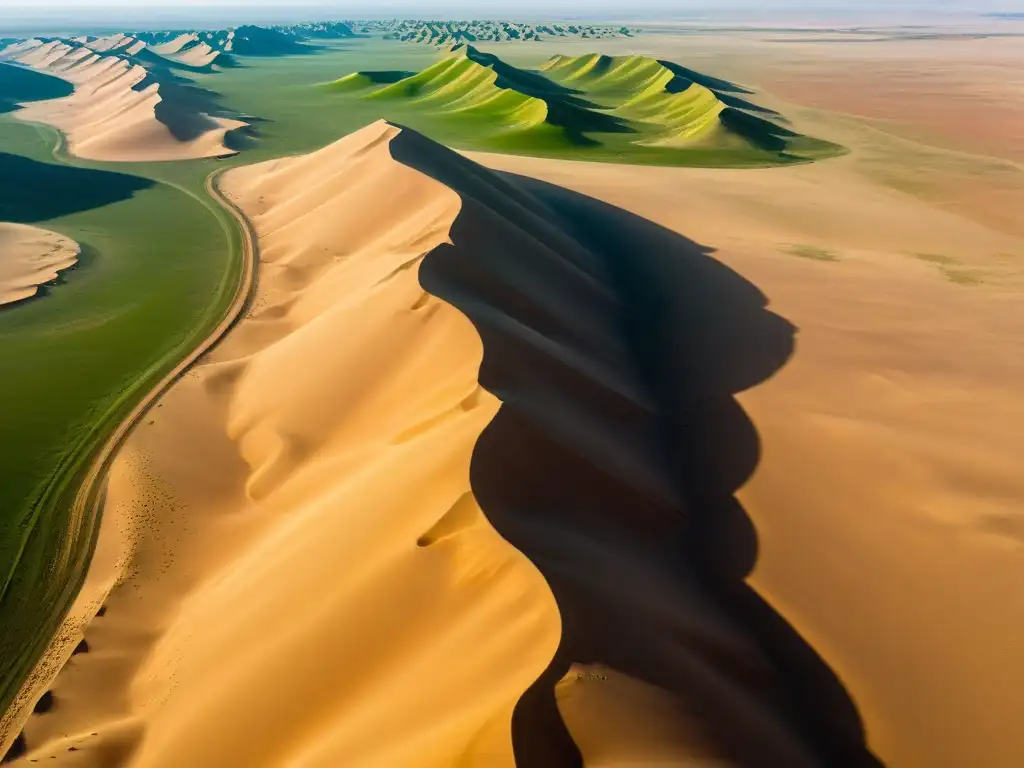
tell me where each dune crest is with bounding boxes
[10,121,874,766]
[11,121,560,766]
[0,39,244,162]
[0,223,79,306]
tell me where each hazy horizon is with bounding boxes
[1,0,1022,37]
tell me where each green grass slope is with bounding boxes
[332,45,633,149]
[328,46,842,166]
[540,53,834,156]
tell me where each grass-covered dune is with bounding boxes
[328,46,843,166]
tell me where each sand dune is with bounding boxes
[2,39,244,162]
[9,122,558,766]
[7,121,865,766]
[0,223,79,306]
[149,33,197,56]
[149,34,221,68]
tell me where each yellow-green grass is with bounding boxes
[327,44,843,165]
[788,244,840,261]
[367,55,548,131]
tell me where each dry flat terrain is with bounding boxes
[5,18,1024,768]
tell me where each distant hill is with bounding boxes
[358,19,637,45]
[327,45,840,166]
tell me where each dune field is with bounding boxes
[0,38,244,161]
[0,223,79,306]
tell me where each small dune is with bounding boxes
[0,223,79,307]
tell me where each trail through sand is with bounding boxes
[0,223,79,306]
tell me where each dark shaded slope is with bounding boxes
[0,153,153,223]
[0,62,73,115]
[462,45,632,141]
[231,26,316,56]
[391,126,883,767]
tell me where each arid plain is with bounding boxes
[2,16,1023,768]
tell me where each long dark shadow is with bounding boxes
[390,126,883,767]
[0,153,153,224]
[518,174,886,768]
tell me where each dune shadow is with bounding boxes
[516,175,886,768]
[659,60,755,95]
[0,61,73,114]
[128,60,251,144]
[0,153,153,223]
[390,125,883,767]
[463,46,635,142]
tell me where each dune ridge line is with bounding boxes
[4,119,880,766]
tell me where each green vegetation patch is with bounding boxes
[326,45,844,167]
[788,244,840,261]
[941,268,985,286]
[913,252,960,266]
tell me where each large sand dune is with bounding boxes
[0,223,79,306]
[0,39,244,162]
[6,120,872,766]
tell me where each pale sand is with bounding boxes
[10,121,561,766]
[469,136,1024,767]
[149,34,197,56]
[0,223,79,306]
[151,34,221,68]
[2,40,244,162]
[165,42,220,69]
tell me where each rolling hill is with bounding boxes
[328,46,842,165]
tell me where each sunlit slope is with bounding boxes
[541,53,816,152]
[368,56,548,130]
[329,46,842,165]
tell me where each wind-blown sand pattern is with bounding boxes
[0,223,79,306]
[0,39,244,161]
[9,120,877,766]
